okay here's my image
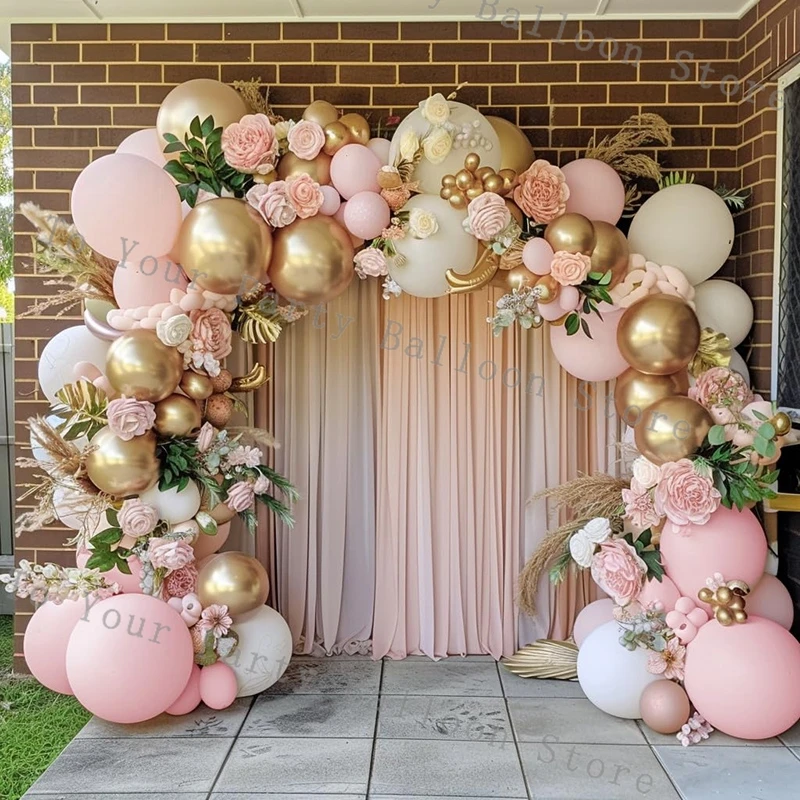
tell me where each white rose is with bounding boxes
[423,127,453,165]
[632,456,661,490]
[569,532,594,568]
[408,207,439,239]
[399,130,420,162]
[581,517,612,544]
[157,313,193,347]
[421,93,451,126]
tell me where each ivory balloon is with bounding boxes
[486,115,534,174]
[614,368,689,428]
[178,199,273,295]
[590,221,629,288]
[276,151,332,185]
[38,325,111,404]
[544,213,596,255]
[140,480,201,526]
[726,349,751,385]
[693,279,754,348]
[268,216,355,304]
[196,551,270,616]
[634,396,713,465]
[154,394,202,437]
[85,428,160,497]
[106,329,184,402]
[303,99,340,128]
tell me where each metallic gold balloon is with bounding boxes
[180,371,214,401]
[534,274,560,304]
[154,394,202,438]
[106,329,184,402]
[698,582,750,626]
[590,221,629,288]
[466,186,484,200]
[322,121,351,156]
[617,295,701,376]
[483,174,505,194]
[276,151,332,184]
[465,153,482,172]
[505,198,524,227]
[486,116,535,175]
[442,175,457,188]
[773,412,792,437]
[449,194,467,211]
[634,396,713,466]
[85,428,159,497]
[476,166,494,181]
[179,198,273,295]
[157,79,248,158]
[196,551,270,616]
[544,213,596,255]
[338,112,371,145]
[456,169,474,190]
[303,99,340,128]
[506,265,536,292]
[614,368,689,426]
[440,186,454,201]
[268,216,355,304]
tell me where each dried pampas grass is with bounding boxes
[233,79,283,123]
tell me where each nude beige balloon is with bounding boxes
[196,552,270,616]
[106,329,184,403]
[85,428,160,497]
[640,681,691,734]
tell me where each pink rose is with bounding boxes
[221,114,278,175]
[550,250,591,286]
[196,422,216,453]
[247,181,297,228]
[354,248,388,279]
[286,173,324,219]
[253,475,272,494]
[190,308,232,361]
[287,119,326,160]
[226,480,255,513]
[117,498,159,538]
[467,192,511,240]
[621,478,663,531]
[689,366,753,411]
[106,397,156,441]
[163,565,198,600]
[513,159,569,224]
[654,459,721,528]
[148,538,196,572]
[590,539,647,606]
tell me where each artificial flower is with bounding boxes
[117,498,159,538]
[163,565,198,600]
[0,560,119,605]
[156,313,193,348]
[622,478,663,530]
[196,422,216,453]
[688,366,753,410]
[226,480,255,513]
[569,533,594,568]
[197,603,233,638]
[253,474,272,494]
[106,397,156,442]
[148,538,195,572]
[382,276,402,300]
[286,173,324,219]
[382,186,412,212]
[247,181,297,228]
[226,445,262,469]
[647,636,686,680]
[190,308,233,361]
[677,713,713,747]
[287,119,326,160]
[550,250,591,287]
[513,159,569,224]
[354,248,388,279]
[467,192,511,240]
[421,92,451,125]
[221,113,278,175]
[653,459,721,528]
[590,539,647,606]
[274,119,296,141]
[632,456,661,490]
[582,517,612,543]
[399,130,420,162]
[408,207,439,239]
[422,127,453,165]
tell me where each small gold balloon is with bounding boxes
[178,198,273,295]
[464,152,482,172]
[545,213,596,255]
[440,186,454,201]
[154,394,202,438]
[590,221,629,288]
[449,194,467,210]
[180,371,214,401]
[486,116,535,175]
[106,329,184,402]
[322,121,351,156]
[85,428,159,497]
[773,412,792,437]
[614,368,689,427]
[482,174,505,194]
[338,112,371,145]
[617,295,701,376]
[302,99,340,128]
[499,168,517,183]
[442,175,457,187]
[476,166,495,181]
[196,551,270,616]
[466,186,484,200]
[276,151,332,185]
[635,396,713,466]
[456,169,474,191]
[534,274,560,304]
[507,265,536,292]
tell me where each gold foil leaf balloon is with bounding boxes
[106,329,184,403]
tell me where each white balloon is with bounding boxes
[577,621,665,719]
[53,486,105,532]
[389,195,477,297]
[726,349,751,386]
[389,101,501,194]
[627,184,734,286]
[223,605,293,697]
[38,325,111,404]
[693,279,754,348]
[139,480,201,525]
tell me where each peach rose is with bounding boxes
[354,248,388,279]
[467,192,511,240]
[590,539,647,606]
[190,308,232,360]
[286,173,324,219]
[287,119,326,160]
[654,459,721,528]
[513,159,569,224]
[550,250,591,286]
[221,114,278,175]
[621,478,663,531]
[106,397,156,441]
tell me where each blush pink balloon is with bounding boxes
[112,256,188,310]
[367,137,392,165]
[76,548,143,595]
[330,144,382,199]
[684,616,800,739]
[343,191,391,240]
[319,185,342,216]
[116,128,167,166]
[637,574,681,613]
[561,158,626,225]
[558,285,581,312]
[24,598,86,694]
[190,522,231,561]
[66,593,194,723]
[660,505,767,607]
[166,663,202,716]
[71,153,182,262]
[522,238,555,275]
[199,661,238,710]
[573,599,615,647]
[538,299,566,322]
[746,574,794,629]
[333,202,364,248]
[549,309,629,382]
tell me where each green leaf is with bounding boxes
[587,271,604,282]
[580,317,593,340]
[708,425,727,446]
[599,270,612,286]
[637,529,652,548]
[163,141,187,154]
[201,115,216,138]
[105,508,119,527]
[164,161,194,183]
[163,132,180,144]
[189,116,203,139]
[115,557,132,576]
[90,527,123,546]
[186,183,200,208]
[758,422,776,440]
[751,409,771,422]
[565,314,580,336]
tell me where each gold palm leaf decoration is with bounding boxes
[502,639,579,680]
[235,303,284,345]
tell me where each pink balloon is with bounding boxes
[113,256,188,310]
[522,238,554,275]
[684,616,800,739]
[746,574,794,629]
[66,593,194,723]
[558,285,581,312]
[637,574,681,613]
[190,522,231,561]
[549,309,629,382]
[573,599,615,647]
[660,505,767,607]
[116,128,166,166]
[24,598,86,694]
[166,663,202,716]
[538,299,566,322]
[367,137,392,165]
[333,202,364,248]
[77,548,143,594]
[561,158,626,225]
[199,661,238,710]
[330,144,382,199]
[319,185,342,217]
[71,153,182,262]
[343,191,391,240]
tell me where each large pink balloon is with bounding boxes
[660,506,767,606]
[77,548,143,595]
[549,308,629,382]
[330,144,382,200]
[166,663,202,716]
[522,238,554,275]
[367,137,392,165]
[746,574,794,629]
[573,599,615,647]
[199,661,238,710]
[112,255,188,310]
[343,191,391,240]
[190,522,231,561]
[637,575,681,613]
[71,153,182,262]
[561,158,626,225]
[66,593,193,723]
[24,598,86,694]
[116,128,166,166]
[684,616,800,739]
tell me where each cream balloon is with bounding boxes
[693,279,754,348]
[139,480,201,526]
[38,325,111,404]
[388,101,501,194]
[726,349,751,385]
[53,486,105,532]
[627,184,735,285]
[388,195,478,297]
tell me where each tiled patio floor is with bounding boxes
[22,655,800,799]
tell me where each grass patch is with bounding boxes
[0,615,90,800]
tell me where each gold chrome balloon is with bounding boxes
[268,216,355,305]
[506,265,537,292]
[544,213,596,255]
[773,412,792,437]
[634,396,713,466]
[322,121,351,156]
[154,394,202,438]
[338,112,371,145]
[180,371,214,401]
[302,99,340,127]
[464,152,482,172]
[617,295,701,376]
[534,274,560,304]
[85,428,159,497]
[276,151,332,184]
[106,329,184,402]
[614,368,689,427]
[486,116,535,175]
[196,551,270,616]
[590,221,629,288]
[178,198,273,295]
